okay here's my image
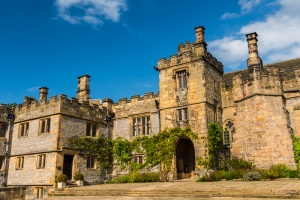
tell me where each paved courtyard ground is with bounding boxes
[45,179,300,199]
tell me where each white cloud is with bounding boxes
[221,13,240,20]
[210,0,300,70]
[27,86,40,92]
[221,0,262,20]
[55,0,127,26]
[239,0,262,14]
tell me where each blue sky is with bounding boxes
[0,0,300,104]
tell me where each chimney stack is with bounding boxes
[39,87,48,101]
[77,75,91,102]
[246,32,263,70]
[194,26,205,43]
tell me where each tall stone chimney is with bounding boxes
[246,32,263,71]
[194,26,207,55]
[195,26,205,43]
[77,75,91,101]
[39,87,48,101]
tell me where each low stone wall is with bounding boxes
[0,187,26,200]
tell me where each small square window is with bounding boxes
[19,122,29,137]
[133,156,143,164]
[177,108,188,121]
[39,118,50,134]
[16,157,24,169]
[86,156,96,169]
[37,154,46,169]
[86,123,97,137]
[35,187,43,199]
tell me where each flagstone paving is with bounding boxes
[46,179,300,199]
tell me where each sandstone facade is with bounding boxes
[0,26,299,198]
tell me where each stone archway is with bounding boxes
[176,137,195,179]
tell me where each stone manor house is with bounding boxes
[1,26,300,198]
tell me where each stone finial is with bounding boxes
[246,32,262,69]
[194,26,205,43]
[77,75,91,102]
[39,87,48,101]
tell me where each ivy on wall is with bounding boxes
[293,135,300,169]
[67,127,197,181]
[197,122,223,169]
[66,135,114,173]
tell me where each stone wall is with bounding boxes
[233,95,295,169]
[113,93,159,140]
[0,187,26,200]
[8,152,57,185]
[11,115,59,155]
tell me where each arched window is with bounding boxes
[223,120,235,148]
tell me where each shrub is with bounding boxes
[228,156,253,170]
[56,174,68,182]
[213,170,226,181]
[224,170,235,180]
[269,164,291,178]
[109,172,160,183]
[243,172,262,181]
[288,170,299,179]
[73,172,84,181]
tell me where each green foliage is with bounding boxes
[108,172,159,183]
[73,172,84,181]
[197,122,223,169]
[56,174,68,182]
[113,127,197,181]
[6,103,18,109]
[259,164,291,179]
[288,170,299,178]
[293,135,300,169]
[227,156,253,170]
[66,135,113,174]
[224,170,235,180]
[243,172,262,181]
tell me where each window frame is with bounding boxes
[86,156,96,169]
[36,154,46,169]
[177,108,188,121]
[19,122,29,137]
[0,156,4,171]
[86,122,98,137]
[0,124,7,137]
[39,118,50,134]
[133,155,143,165]
[177,70,188,90]
[35,187,43,199]
[132,116,151,137]
[16,156,24,169]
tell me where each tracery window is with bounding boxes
[223,120,235,147]
[177,70,187,89]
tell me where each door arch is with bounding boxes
[176,137,195,179]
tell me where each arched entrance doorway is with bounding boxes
[176,137,195,179]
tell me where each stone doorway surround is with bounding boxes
[175,137,195,179]
[63,155,74,180]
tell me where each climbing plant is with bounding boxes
[113,127,197,181]
[66,135,113,174]
[293,135,300,169]
[197,122,223,169]
[67,127,197,181]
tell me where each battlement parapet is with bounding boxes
[14,94,105,123]
[156,40,223,73]
[115,92,159,105]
